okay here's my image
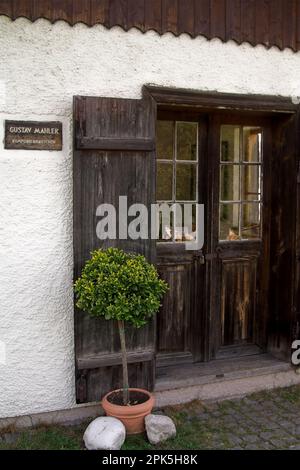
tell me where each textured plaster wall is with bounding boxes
[0,16,300,418]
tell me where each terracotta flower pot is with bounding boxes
[101,388,155,434]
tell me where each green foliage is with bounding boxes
[74,248,168,328]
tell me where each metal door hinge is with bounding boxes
[205,253,218,261]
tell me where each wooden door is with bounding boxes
[73,92,299,404]
[207,115,272,359]
[73,94,157,403]
[155,115,207,366]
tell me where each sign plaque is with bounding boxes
[4,120,63,150]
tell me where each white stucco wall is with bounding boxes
[0,16,300,418]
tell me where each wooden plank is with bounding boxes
[269,0,283,50]
[77,350,154,369]
[12,0,33,19]
[32,0,52,21]
[282,0,296,50]
[79,361,154,402]
[76,95,156,142]
[226,0,241,43]
[50,0,73,23]
[144,0,162,33]
[177,0,194,36]
[76,136,155,151]
[108,0,128,29]
[194,0,210,37]
[156,351,193,368]
[144,85,298,113]
[90,0,109,25]
[155,353,290,392]
[156,259,193,353]
[216,343,261,359]
[221,258,257,346]
[210,0,226,40]
[72,0,91,25]
[0,0,13,18]
[297,0,300,51]
[162,0,178,34]
[127,0,145,31]
[240,0,255,45]
[255,0,269,47]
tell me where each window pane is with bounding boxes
[159,208,174,241]
[220,165,240,201]
[242,165,261,201]
[156,121,174,160]
[241,203,261,239]
[243,127,262,162]
[176,122,198,161]
[158,203,197,242]
[174,203,197,241]
[176,163,197,201]
[220,125,240,162]
[157,163,173,200]
[219,203,240,241]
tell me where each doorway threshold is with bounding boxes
[154,354,299,407]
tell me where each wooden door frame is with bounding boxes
[143,84,299,364]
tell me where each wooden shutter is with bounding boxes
[73,93,156,403]
[268,112,299,360]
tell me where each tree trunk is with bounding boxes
[117,320,129,405]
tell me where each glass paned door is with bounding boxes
[210,118,271,354]
[219,126,263,241]
[156,120,198,242]
[155,117,205,364]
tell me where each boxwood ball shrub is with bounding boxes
[74,247,168,404]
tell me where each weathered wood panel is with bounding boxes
[220,257,257,346]
[206,114,272,359]
[157,260,192,353]
[240,0,255,45]
[268,114,298,360]
[226,0,241,43]
[78,361,154,402]
[154,113,207,364]
[294,110,300,342]
[73,94,157,402]
[194,0,210,37]
[210,0,226,40]
[1,0,300,51]
[255,0,269,46]
[144,85,298,114]
[156,248,205,365]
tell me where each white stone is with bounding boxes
[145,414,176,445]
[83,417,126,450]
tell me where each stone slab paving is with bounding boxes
[188,385,300,449]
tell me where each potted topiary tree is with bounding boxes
[74,247,168,434]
